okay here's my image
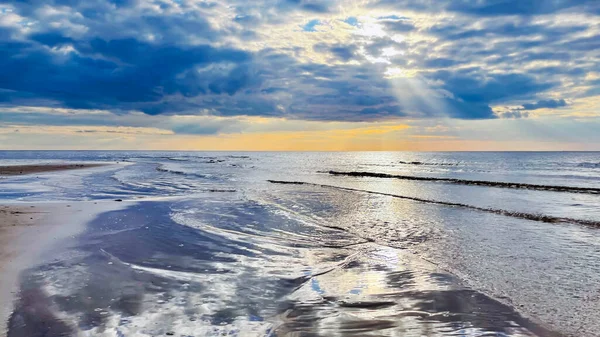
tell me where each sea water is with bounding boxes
[1,151,599,336]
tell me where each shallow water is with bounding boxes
[1,151,600,336]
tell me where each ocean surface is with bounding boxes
[1,151,600,336]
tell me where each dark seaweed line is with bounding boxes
[327,171,600,195]
[267,180,600,228]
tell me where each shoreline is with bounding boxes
[0,159,589,336]
[0,201,128,336]
[0,164,108,176]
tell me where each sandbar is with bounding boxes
[0,163,107,176]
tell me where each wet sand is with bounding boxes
[0,205,47,304]
[0,201,127,336]
[0,164,106,176]
[0,203,63,336]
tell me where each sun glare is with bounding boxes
[384,67,415,78]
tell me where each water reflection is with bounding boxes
[8,196,556,337]
[275,245,555,337]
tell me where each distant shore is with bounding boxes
[0,163,107,176]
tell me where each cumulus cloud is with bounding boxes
[0,0,597,131]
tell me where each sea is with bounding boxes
[1,151,599,337]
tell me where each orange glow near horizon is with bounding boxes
[1,122,598,151]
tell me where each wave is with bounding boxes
[156,165,208,179]
[360,164,397,168]
[327,171,600,195]
[577,162,600,169]
[267,180,600,228]
[168,156,248,163]
[398,161,459,166]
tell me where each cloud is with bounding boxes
[521,99,568,110]
[313,43,358,61]
[0,34,255,112]
[279,0,331,13]
[0,124,174,135]
[431,71,556,104]
[427,20,588,41]
[373,0,600,16]
[497,98,568,118]
[446,0,600,16]
[379,18,414,33]
[499,110,530,119]
[0,0,597,130]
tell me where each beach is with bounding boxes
[2,0,598,335]
[0,152,599,336]
[0,203,45,329]
[0,164,125,336]
[0,164,106,176]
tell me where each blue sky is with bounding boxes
[0,0,599,150]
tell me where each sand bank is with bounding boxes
[0,163,107,176]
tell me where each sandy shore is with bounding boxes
[0,163,126,335]
[0,192,127,336]
[0,163,107,176]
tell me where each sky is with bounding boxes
[0,0,599,150]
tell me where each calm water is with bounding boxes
[1,151,600,336]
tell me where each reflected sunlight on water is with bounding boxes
[2,151,599,336]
